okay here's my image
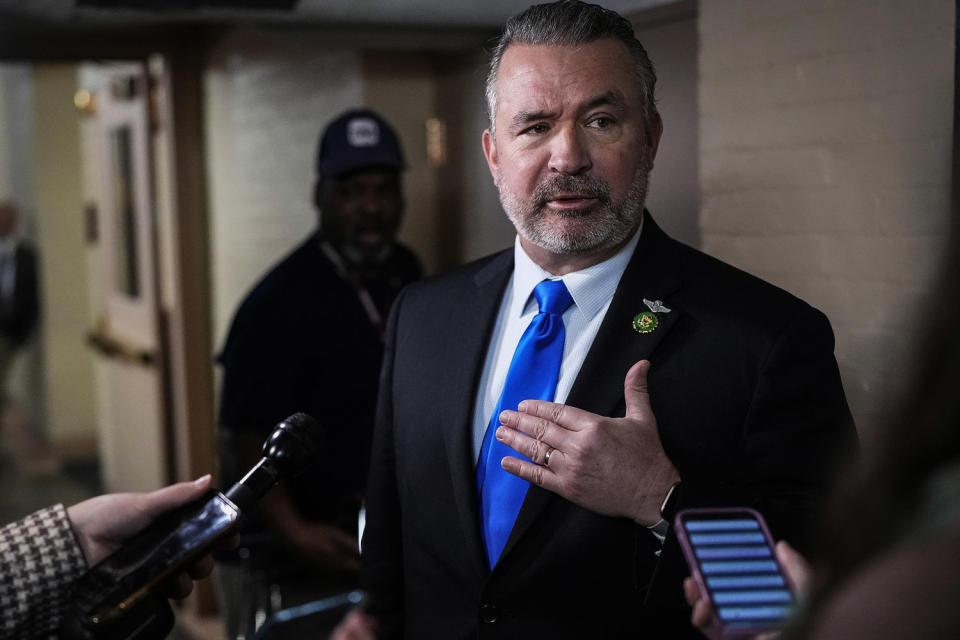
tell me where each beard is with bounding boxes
[497,153,653,256]
[341,224,394,267]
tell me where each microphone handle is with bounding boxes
[225,457,281,513]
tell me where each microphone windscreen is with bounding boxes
[262,412,325,478]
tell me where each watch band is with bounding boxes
[648,517,670,538]
[645,481,682,540]
[659,481,681,521]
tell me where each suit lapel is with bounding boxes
[566,217,683,416]
[502,214,684,561]
[441,250,513,577]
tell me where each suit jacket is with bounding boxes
[361,214,856,639]
[0,243,39,348]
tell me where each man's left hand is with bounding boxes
[497,359,679,525]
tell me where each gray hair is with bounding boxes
[485,0,658,135]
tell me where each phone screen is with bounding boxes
[675,508,795,634]
[76,491,240,627]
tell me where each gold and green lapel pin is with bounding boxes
[632,299,671,335]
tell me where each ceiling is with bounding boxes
[0,0,673,29]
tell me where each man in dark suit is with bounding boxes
[0,200,39,404]
[359,2,856,638]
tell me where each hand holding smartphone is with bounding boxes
[675,508,796,638]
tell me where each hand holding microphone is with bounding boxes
[61,413,323,640]
[66,474,221,599]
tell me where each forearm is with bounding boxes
[259,485,315,546]
[0,505,87,639]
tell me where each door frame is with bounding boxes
[0,26,218,617]
[0,22,217,521]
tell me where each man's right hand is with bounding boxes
[229,431,361,577]
[497,360,679,525]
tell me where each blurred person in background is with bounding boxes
[0,200,38,415]
[216,109,421,638]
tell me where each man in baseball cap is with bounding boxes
[314,109,411,271]
[216,108,421,637]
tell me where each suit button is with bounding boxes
[480,603,498,624]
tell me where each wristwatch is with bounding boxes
[660,480,681,521]
[647,481,681,538]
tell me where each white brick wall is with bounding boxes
[699,0,954,444]
[632,10,701,248]
[205,30,363,349]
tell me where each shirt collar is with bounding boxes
[510,217,643,321]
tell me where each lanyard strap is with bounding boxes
[319,240,385,334]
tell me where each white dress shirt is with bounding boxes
[471,221,643,461]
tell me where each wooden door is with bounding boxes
[90,62,169,492]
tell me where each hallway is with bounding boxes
[0,401,101,526]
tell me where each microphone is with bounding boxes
[226,412,323,512]
[61,413,324,640]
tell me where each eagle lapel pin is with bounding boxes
[643,299,671,313]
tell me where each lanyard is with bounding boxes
[319,240,385,335]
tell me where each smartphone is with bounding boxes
[675,507,796,638]
[70,490,241,630]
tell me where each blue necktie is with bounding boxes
[477,279,573,566]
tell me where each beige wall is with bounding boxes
[633,4,700,248]
[0,66,33,203]
[438,52,514,264]
[205,31,364,350]
[364,54,440,272]
[32,64,98,445]
[699,0,955,445]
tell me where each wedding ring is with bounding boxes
[543,447,554,466]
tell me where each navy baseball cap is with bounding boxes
[316,109,406,179]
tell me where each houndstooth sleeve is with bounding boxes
[0,504,88,639]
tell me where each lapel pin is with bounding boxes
[632,311,658,334]
[633,299,671,335]
[643,299,671,313]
